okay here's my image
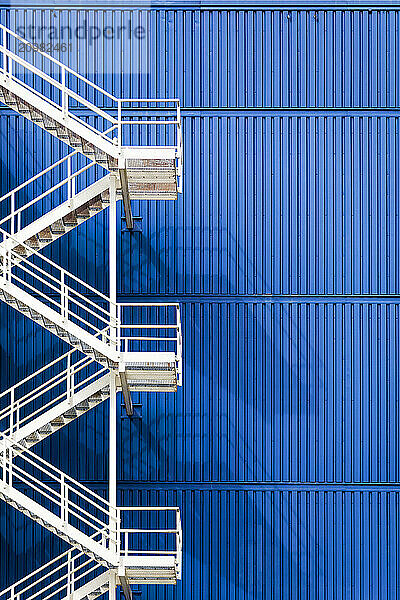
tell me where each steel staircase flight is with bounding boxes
[0,24,183,227]
[0,541,110,600]
[0,22,183,598]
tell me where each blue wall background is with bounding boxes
[1,2,400,598]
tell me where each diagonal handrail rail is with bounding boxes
[0,226,119,351]
[0,352,108,437]
[0,431,118,545]
[0,152,105,235]
[0,531,107,600]
[0,23,182,160]
[0,231,183,365]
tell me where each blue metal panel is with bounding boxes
[1,4,400,599]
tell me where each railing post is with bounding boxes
[1,27,6,75]
[0,246,10,283]
[66,353,74,404]
[117,508,121,557]
[109,175,117,350]
[71,173,76,199]
[61,475,69,525]
[10,192,15,235]
[117,100,122,152]
[61,270,68,321]
[176,305,183,386]
[61,67,68,117]
[5,248,11,282]
[67,156,75,206]
[117,304,121,354]
[70,554,75,597]
[7,444,12,487]
[176,101,183,192]
[0,245,4,283]
[1,438,6,484]
[9,388,14,434]
[67,550,73,597]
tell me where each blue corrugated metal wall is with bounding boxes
[1,2,400,598]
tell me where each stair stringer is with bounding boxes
[0,74,119,165]
[0,484,117,567]
[8,374,111,449]
[0,175,112,258]
[73,571,110,600]
[0,280,120,368]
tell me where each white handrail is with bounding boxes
[0,157,101,232]
[0,357,108,437]
[116,303,182,364]
[0,432,117,543]
[0,151,80,201]
[0,24,181,153]
[0,227,117,307]
[117,506,182,569]
[0,531,107,600]
[0,227,119,344]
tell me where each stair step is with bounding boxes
[30,108,45,125]
[64,408,78,419]
[13,244,27,256]
[25,433,40,443]
[126,363,175,371]
[43,115,58,131]
[37,424,53,435]
[75,203,91,219]
[15,98,31,115]
[29,309,42,321]
[127,172,176,181]
[37,227,54,242]
[63,213,78,226]
[76,400,90,411]
[88,197,105,213]
[25,235,41,250]
[126,158,175,169]
[50,219,66,234]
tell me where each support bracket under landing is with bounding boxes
[119,576,133,600]
[118,168,133,230]
[120,372,133,417]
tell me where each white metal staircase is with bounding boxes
[0,23,183,599]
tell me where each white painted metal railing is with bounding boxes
[0,431,118,544]
[0,535,107,600]
[0,227,119,347]
[0,504,183,600]
[0,22,184,591]
[0,151,103,235]
[0,23,183,189]
[118,507,182,579]
[0,229,183,367]
[0,348,106,436]
[117,302,183,384]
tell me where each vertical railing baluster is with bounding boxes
[9,388,14,435]
[66,353,71,403]
[117,100,122,151]
[67,155,72,207]
[61,67,67,116]
[10,192,15,236]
